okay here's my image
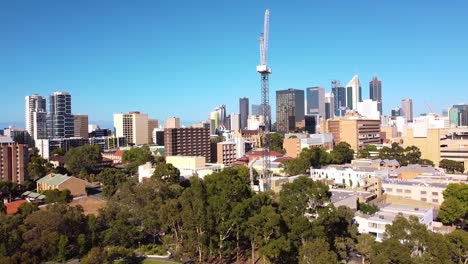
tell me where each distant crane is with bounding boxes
[256,9,272,191]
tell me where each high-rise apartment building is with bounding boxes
[331,81,346,117]
[448,104,468,127]
[164,127,211,162]
[276,89,305,134]
[148,119,159,144]
[48,92,74,138]
[327,114,381,151]
[239,97,249,130]
[369,76,382,114]
[325,93,335,120]
[0,144,29,184]
[346,75,362,110]
[230,113,240,132]
[73,115,89,138]
[25,94,47,142]
[165,117,181,129]
[306,87,325,118]
[114,111,149,145]
[402,98,413,122]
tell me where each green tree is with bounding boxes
[446,230,468,264]
[357,144,377,159]
[299,238,338,264]
[51,148,66,156]
[269,132,285,154]
[419,158,435,166]
[370,238,412,264]
[330,142,354,164]
[438,197,465,225]
[43,189,73,204]
[358,203,379,215]
[379,143,406,165]
[122,145,154,173]
[439,159,465,174]
[152,163,180,184]
[97,168,128,197]
[404,145,422,164]
[356,234,376,264]
[28,155,54,180]
[80,247,109,264]
[65,145,103,177]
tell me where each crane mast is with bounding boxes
[256,9,272,191]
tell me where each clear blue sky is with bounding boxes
[1,0,467,128]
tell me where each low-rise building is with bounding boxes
[354,204,433,242]
[310,166,374,189]
[37,173,87,197]
[382,180,448,206]
[165,156,223,180]
[283,133,334,158]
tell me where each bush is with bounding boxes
[140,244,168,256]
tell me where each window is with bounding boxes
[421,191,427,195]
[432,199,439,203]
[432,192,438,196]
[396,189,403,193]
[421,198,427,202]
[405,189,411,194]
[386,188,393,192]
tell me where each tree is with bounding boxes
[370,238,412,264]
[379,143,405,165]
[438,183,468,225]
[269,133,285,154]
[65,145,103,177]
[28,154,54,180]
[43,189,73,204]
[419,159,435,166]
[97,168,128,197]
[330,142,354,164]
[80,247,109,264]
[122,145,154,173]
[439,159,465,174]
[51,148,66,156]
[358,203,379,215]
[152,163,180,184]
[299,238,338,264]
[356,234,375,264]
[404,145,421,164]
[357,145,377,159]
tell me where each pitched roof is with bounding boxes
[5,200,28,215]
[37,173,71,186]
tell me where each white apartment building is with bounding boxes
[114,111,149,145]
[382,180,448,205]
[357,99,380,120]
[247,115,264,130]
[310,166,374,188]
[354,204,433,242]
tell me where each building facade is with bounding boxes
[48,92,74,138]
[25,94,47,143]
[0,144,29,184]
[346,75,362,110]
[73,115,89,139]
[331,81,346,117]
[148,119,159,144]
[357,99,380,120]
[402,98,413,122]
[114,111,149,145]
[165,117,181,129]
[327,114,381,150]
[239,97,249,130]
[369,76,382,114]
[276,89,305,134]
[449,104,468,127]
[164,127,211,162]
[306,87,325,118]
[324,93,335,120]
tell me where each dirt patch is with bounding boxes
[70,196,107,215]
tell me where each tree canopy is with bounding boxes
[122,145,154,173]
[439,159,465,174]
[65,145,103,177]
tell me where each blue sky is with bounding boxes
[1,0,467,128]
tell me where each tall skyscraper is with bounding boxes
[391,107,402,117]
[369,76,382,114]
[276,89,305,134]
[114,111,149,145]
[48,92,74,138]
[239,97,249,130]
[324,93,335,120]
[346,75,362,110]
[331,81,346,117]
[448,104,468,127]
[401,98,413,122]
[25,94,47,142]
[73,115,89,138]
[304,115,318,134]
[306,87,325,118]
[148,119,159,143]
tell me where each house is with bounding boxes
[37,173,87,197]
[4,200,28,215]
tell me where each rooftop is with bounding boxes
[5,200,28,215]
[37,173,71,186]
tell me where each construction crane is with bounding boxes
[256,9,272,191]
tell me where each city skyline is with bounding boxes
[2,1,468,126]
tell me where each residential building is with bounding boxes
[357,99,380,120]
[326,113,381,150]
[346,75,362,110]
[247,115,264,130]
[217,141,237,166]
[239,97,249,130]
[25,94,47,143]
[37,173,87,197]
[354,204,433,242]
[402,98,413,122]
[3,127,32,146]
[369,76,382,114]
[324,93,334,120]
[331,81,346,116]
[310,166,374,188]
[164,127,211,162]
[165,117,180,129]
[148,119,159,144]
[36,138,89,159]
[114,111,149,145]
[88,136,127,151]
[0,144,29,184]
[276,89,305,134]
[284,133,334,158]
[47,92,74,138]
[166,156,223,179]
[73,115,89,139]
[382,180,448,206]
[235,130,263,148]
[306,87,325,118]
